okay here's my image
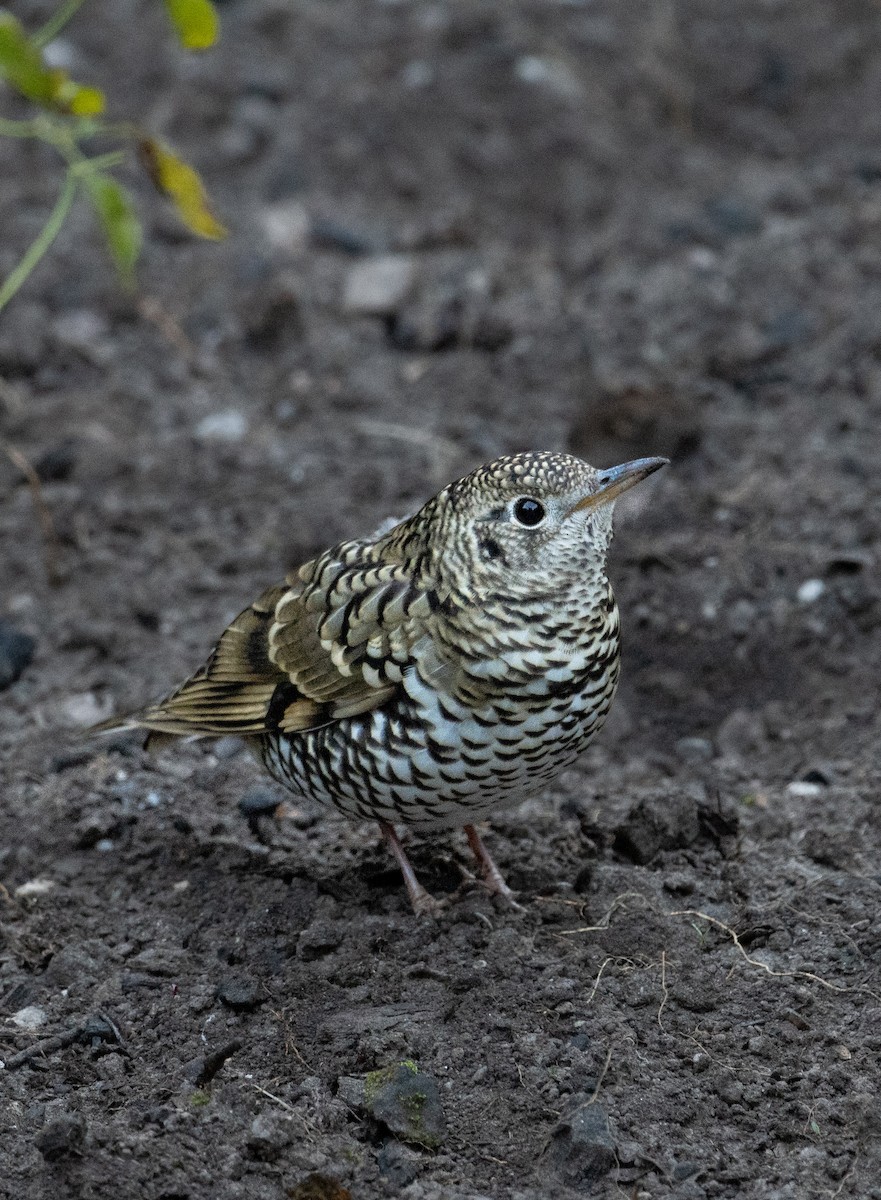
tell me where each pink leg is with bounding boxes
[380,823,444,917]
[464,824,523,909]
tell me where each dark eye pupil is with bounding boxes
[514,498,545,527]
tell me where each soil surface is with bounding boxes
[2,2,881,1197]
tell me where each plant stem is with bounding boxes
[33,0,89,48]
[0,169,78,312]
[0,118,45,138]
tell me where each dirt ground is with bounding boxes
[2,1,881,1196]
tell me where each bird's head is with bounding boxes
[414,451,668,593]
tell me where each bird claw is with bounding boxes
[409,890,448,919]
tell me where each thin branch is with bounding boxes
[1,441,62,587]
[0,117,45,139]
[585,1045,613,1106]
[657,949,668,1028]
[668,909,879,999]
[0,170,78,313]
[33,0,89,48]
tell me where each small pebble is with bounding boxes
[195,411,248,442]
[10,1006,47,1030]
[786,781,823,799]
[213,736,246,760]
[60,691,113,726]
[52,309,108,350]
[216,975,263,1012]
[343,255,416,316]
[797,579,825,605]
[259,200,311,253]
[14,878,56,898]
[514,55,583,98]
[675,736,714,763]
[239,789,283,817]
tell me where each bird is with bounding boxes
[99,450,667,914]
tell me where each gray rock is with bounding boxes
[216,975,263,1012]
[343,255,416,316]
[541,1100,616,1187]
[247,1109,292,1161]
[195,410,248,442]
[675,736,714,763]
[364,1061,446,1148]
[11,1006,47,1030]
[336,1075,366,1109]
[0,620,35,690]
[377,1140,422,1186]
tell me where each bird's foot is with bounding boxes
[379,822,446,918]
[464,824,524,911]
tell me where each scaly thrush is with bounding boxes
[101,451,667,913]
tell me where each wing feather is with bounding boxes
[103,543,440,742]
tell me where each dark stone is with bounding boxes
[613,793,700,864]
[542,1100,616,1187]
[78,1013,123,1048]
[377,1140,422,1187]
[297,919,344,961]
[311,218,374,256]
[0,621,36,690]
[216,975,263,1012]
[34,1115,86,1161]
[801,766,832,786]
[244,289,303,352]
[33,440,78,482]
[239,788,284,841]
[364,1061,446,1149]
[238,789,283,818]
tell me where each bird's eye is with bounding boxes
[512,497,546,527]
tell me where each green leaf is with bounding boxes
[163,0,219,50]
[0,11,56,105]
[0,11,105,114]
[139,137,227,240]
[86,174,142,287]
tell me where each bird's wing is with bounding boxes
[112,547,440,739]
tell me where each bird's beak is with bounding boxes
[568,456,669,516]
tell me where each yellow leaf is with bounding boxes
[139,138,227,240]
[163,0,219,50]
[52,76,106,116]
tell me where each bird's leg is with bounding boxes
[463,824,523,909]
[379,822,444,917]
